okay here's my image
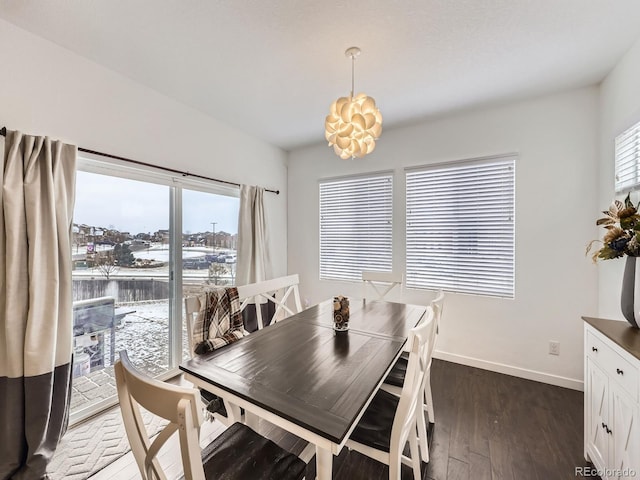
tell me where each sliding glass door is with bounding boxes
[70,160,238,423]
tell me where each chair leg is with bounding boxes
[417,401,429,462]
[389,441,402,480]
[424,377,435,424]
[408,426,422,480]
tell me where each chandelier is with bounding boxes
[325,47,382,159]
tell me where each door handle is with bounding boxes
[592,346,598,352]
[617,368,624,375]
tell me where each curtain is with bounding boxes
[0,130,77,480]
[236,184,272,285]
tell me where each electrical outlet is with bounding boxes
[549,341,560,356]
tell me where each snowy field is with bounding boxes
[112,300,189,371]
[70,301,189,413]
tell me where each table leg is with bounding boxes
[227,402,243,424]
[316,446,333,480]
[244,410,260,430]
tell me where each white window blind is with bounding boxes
[406,156,515,298]
[320,173,393,281]
[615,121,640,193]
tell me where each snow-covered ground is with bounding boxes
[112,300,189,370]
[70,300,190,413]
[73,244,235,262]
[73,264,199,278]
[72,245,235,279]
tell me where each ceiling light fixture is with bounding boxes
[325,47,382,159]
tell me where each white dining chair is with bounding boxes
[345,307,435,478]
[424,290,444,423]
[362,271,403,301]
[381,290,444,460]
[236,274,303,331]
[114,350,307,480]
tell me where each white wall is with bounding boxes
[598,37,640,319]
[0,19,288,276]
[288,87,600,389]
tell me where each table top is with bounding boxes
[180,299,426,444]
[296,298,424,340]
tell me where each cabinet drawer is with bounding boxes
[587,331,639,400]
[586,331,607,362]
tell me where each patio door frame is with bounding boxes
[71,155,238,425]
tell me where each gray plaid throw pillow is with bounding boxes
[193,287,246,354]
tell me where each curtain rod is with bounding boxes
[0,126,279,195]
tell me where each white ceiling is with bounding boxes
[1,1,640,151]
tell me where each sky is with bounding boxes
[74,171,239,234]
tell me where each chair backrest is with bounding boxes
[389,307,435,461]
[362,271,403,301]
[428,290,445,361]
[430,290,444,327]
[184,295,202,356]
[115,351,206,480]
[236,274,302,330]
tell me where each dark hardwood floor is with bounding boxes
[256,359,592,480]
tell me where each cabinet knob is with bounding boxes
[616,368,624,375]
[591,346,598,352]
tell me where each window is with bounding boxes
[71,158,238,424]
[319,172,393,281]
[615,120,640,193]
[406,155,515,297]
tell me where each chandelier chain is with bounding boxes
[351,53,355,98]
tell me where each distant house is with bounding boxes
[154,229,170,244]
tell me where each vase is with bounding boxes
[333,296,350,333]
[620,256,640,328]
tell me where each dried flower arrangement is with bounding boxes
[587,194,640,261]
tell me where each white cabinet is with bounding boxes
[585,359,609,470]
[584,322,640,480]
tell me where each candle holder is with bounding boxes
[333,296,350,333]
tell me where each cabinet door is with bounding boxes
[610,385,640,478]
[586,359,609,470]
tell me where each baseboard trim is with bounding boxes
[433,350,584,391]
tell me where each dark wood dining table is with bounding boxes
[180,298,427,480]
